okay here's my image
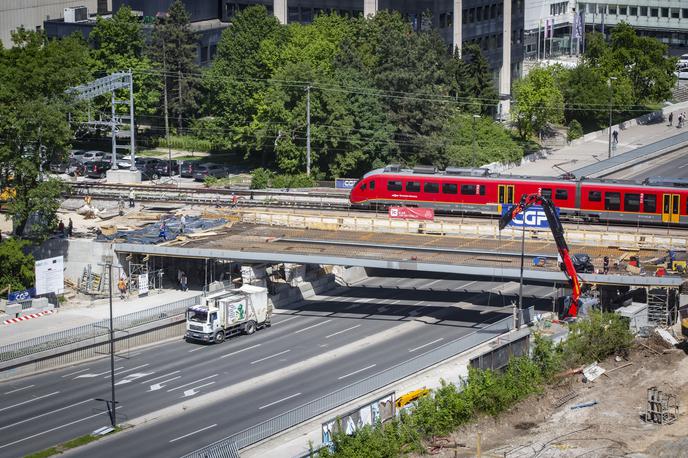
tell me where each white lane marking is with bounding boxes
[188,346,206,353]
[293,319,332,334]
[75,367,123,379]
[182,382,216,397]
[408,338,444,353]
[220,344,261,359]
[258,392,301,410]
[0,399,91,432]
[377,306,390,313]
[142,371,180,384]
[337,364,377,380]
[166,374,218,392]
[114,372,153,386]
[3,385,34,395]
[459,281,477,290]
[425,279,443,288]
[61,368,89,378]
[0,408,116,450]
[325,325,361,339]
[679,162,688,169]
[169,424,217,443]
[105,364,150,378]
[250,349,290,365]
[0,391,59,413]
[273,316,299,325]
[149,376,182,391]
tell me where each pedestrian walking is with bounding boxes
[180,272,188,292]
[679,114,684,128]
[231,192,238,208]
[67,218,73,237]
[129,188,136,207]
[118,195,125,215]
[180,214,186,234]
[58,220,65,236]
[669,112,673,126]
[612,130,618,144]
[603,256,610,275]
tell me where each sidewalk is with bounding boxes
[505,101,688,177]
[0,289,200,346]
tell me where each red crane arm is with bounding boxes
[498,193,582,317]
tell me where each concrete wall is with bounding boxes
[0,0,108,48]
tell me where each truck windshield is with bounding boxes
[187,309,208,323]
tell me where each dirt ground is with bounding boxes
[424,338,688,458]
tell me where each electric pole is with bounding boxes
[306,85,311,176]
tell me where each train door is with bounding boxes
[498,185,515,204]
[662,194,680,223]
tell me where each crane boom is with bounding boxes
[498,193,582,318]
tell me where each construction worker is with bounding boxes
[117,277,127,299]
[603,256,610,275]
[67,218,73,237]
[128,188,136,207]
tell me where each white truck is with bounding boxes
[185,285,271,344]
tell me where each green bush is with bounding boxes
[158,135,213,152]
[531,333,563,380]
[567,119,584,142]
[250,169,316,189]
[562,311,634,366]
[203,176,219,187]
[250,168,273,189]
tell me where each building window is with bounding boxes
[302,8,313,22]
[597,4,606,14]
[463,9,468,23]
[476,6,482,21]
[288,6,299,22]
[683,8,688,19]
[619,6,627,15]
[640,6,648,16]
[609,5,617,15]
[650,8,659,17]
[468,8,475,22]
[440,12,446,28]
[671,9,679,19]
[491,4,497,19]
[629,6,637,15]
[661,7,669,18]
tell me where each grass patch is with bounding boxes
[136,149,165,157]
[24,427,122,458]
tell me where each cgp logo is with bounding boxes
[502,205,557,229]
[335,178,357,189]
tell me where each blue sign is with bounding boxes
[8,288,35,303]
[501,205,559,229]
[335,178,357,189]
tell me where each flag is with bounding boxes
[575,11,584,39]
[601,10,605,35]
[573,12,579,39]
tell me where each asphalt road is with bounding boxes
[606,146,688,180]
[0,275,552,457]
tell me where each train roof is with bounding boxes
[362,165,688,191]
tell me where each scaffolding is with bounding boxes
[646,287,671,327]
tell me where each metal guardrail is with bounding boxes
[571,130,688,178]
[180,315,514,458]
[0,294,201,364]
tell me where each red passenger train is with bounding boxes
[349,165,688,226]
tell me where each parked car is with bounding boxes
[571,253,594,274]
[80,151,106,163]
[49,160,70,174]
[103,154,134,170]
[155,160,179,177]
[84,160,111,178]
[193,163,227,181]
[69,149,87,161]
[135,157,163,180]
[180,160,201,178]
[67,158,85,176]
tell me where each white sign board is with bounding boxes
[138,273,149,295]
[35,256,64,295]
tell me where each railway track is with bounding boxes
[64,181,688,235]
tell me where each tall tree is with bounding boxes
[149,0,200,131]
[90,5,159,116]
[0,29,90,238]
[511,66,564,140]
[446,43,498,116]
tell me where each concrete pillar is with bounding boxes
[452,0,462,55]
[498,0,512,120]
[274,0,287,24]
[364,0,378,17]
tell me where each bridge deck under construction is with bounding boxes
[113,223,684,288]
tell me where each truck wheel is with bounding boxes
[214,331,225,344]
[244,320,256,335]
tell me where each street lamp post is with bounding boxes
[472,114,480,167]
[607,77,617,159]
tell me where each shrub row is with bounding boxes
[250,168,316,189]
[317,311,633,457]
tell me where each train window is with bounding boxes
[424,182,439,193]
[370,180,375,190]
[588,191,602,202]
[643,194,656,213]
[624,193,640,212]
[479,185,486,195]
[540,188,552,199]
[604,192,621,211]
[555,189,568,200]
[442,183,458,194]
[461,184,477,195]
[361,183,367,191]
[406,181,421,192]
[387,180,402,191]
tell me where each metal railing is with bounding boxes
[0,294,201,364]
[180,316,514,458]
